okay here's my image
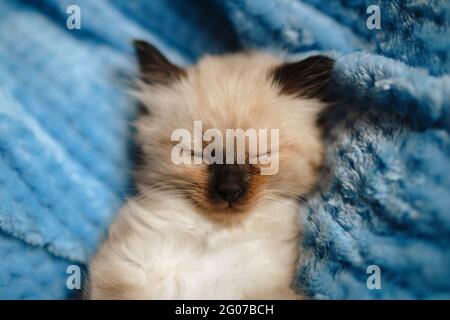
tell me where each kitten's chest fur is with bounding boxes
[88,192,301,299]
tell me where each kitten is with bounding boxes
[87,40,335,299]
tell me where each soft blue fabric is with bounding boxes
[0,0,448,299]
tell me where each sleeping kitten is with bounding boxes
[87,40,335,299]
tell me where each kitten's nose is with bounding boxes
[212,164,246,204]
[216,176,244,203]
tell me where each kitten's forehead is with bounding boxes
[189,52,281,99]
[173,53,287,128]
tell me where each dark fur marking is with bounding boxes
[133,40,186,85]
[271,55,335,100]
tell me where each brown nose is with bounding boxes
[210,164,247,204]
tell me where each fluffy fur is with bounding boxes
[87,46,333,299]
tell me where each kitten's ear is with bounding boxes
[271,55,335,100]
[133,40,186,84]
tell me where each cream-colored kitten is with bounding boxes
[87,41,335,299]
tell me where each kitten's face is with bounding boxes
[133,41,334,216]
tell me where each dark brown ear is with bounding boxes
[271,55,335,99]
[133,40,186,84]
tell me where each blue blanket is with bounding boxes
[0,0,449,299]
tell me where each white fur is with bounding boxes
[88,190,301,299]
